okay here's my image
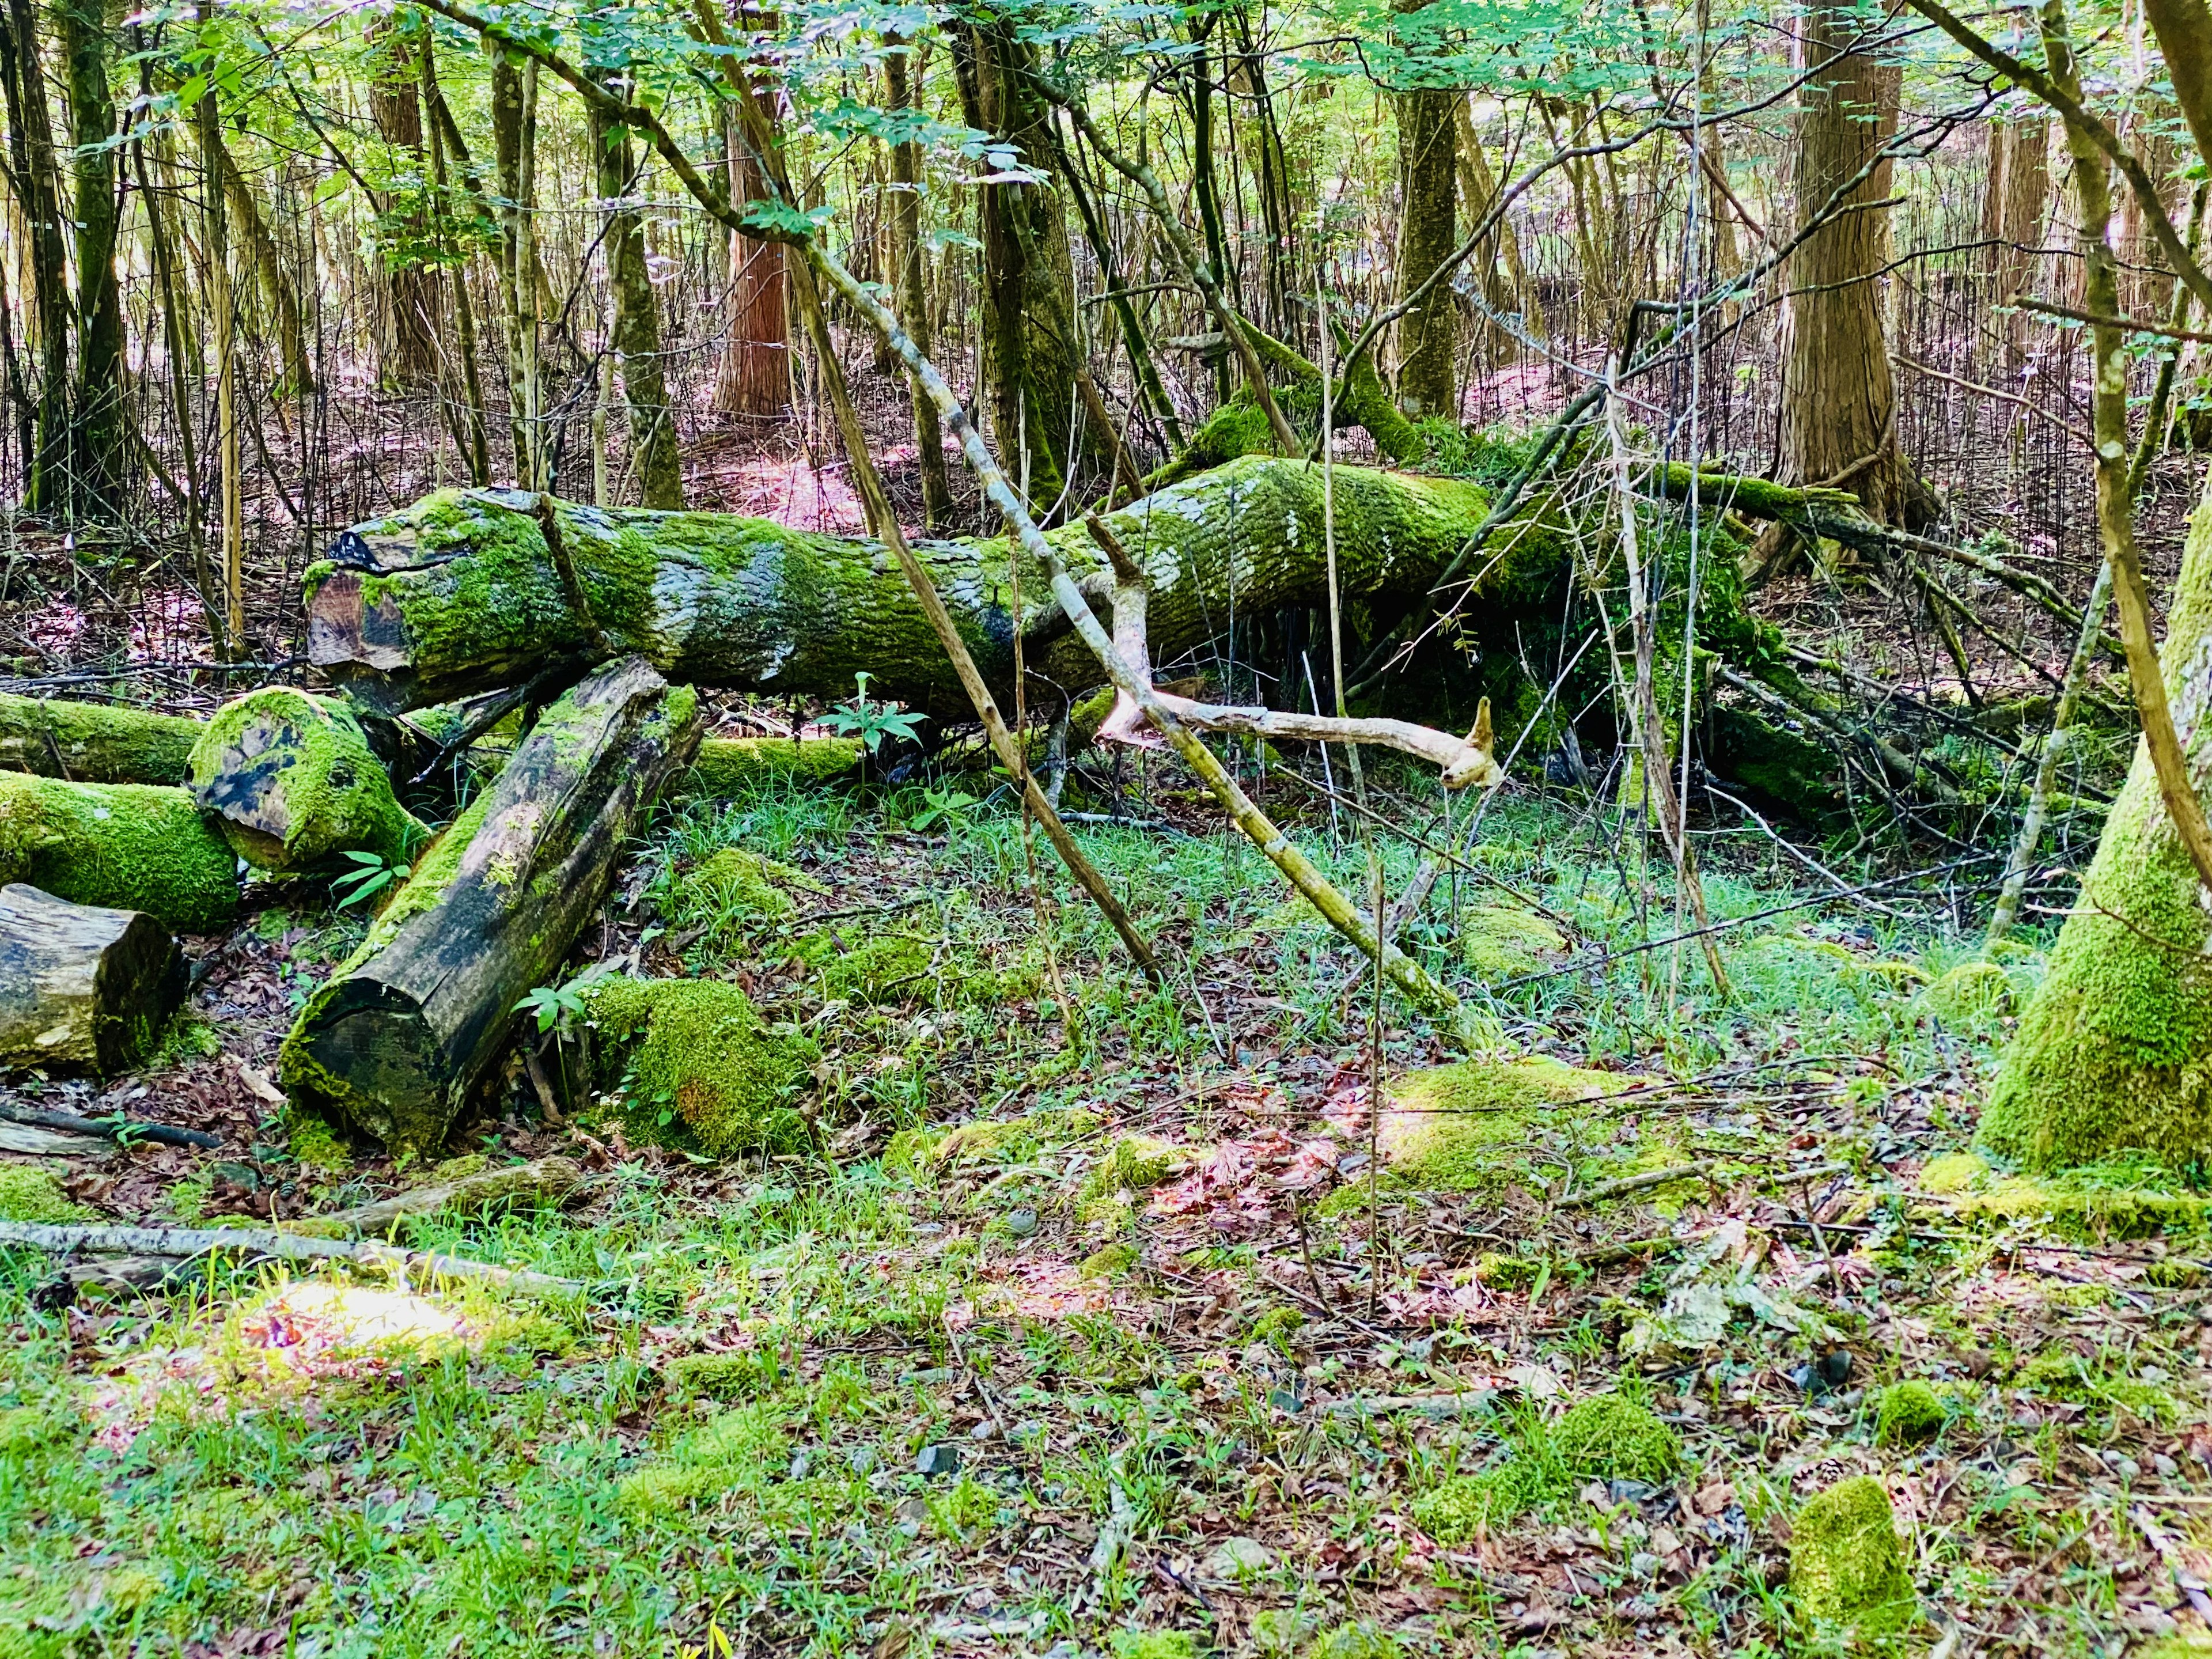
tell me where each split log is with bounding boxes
[0,691,202,784]
[302,459,1559,718]
[279,656,700,1152]
[0,884,185,1075]
[185,686,427,872]
[0,773,238,933]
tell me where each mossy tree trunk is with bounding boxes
[0,692,201,784]
[2,0,73,514]
[279,656,700,1153]
[302,457,1553,720]
[0,773,237,934]
[1392,0,1460,419]
[1985,463,2212,1170]
[590,82,684,510]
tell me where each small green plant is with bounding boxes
[902,783,979,832]
[820,672,926,771]
[332,848,410,909]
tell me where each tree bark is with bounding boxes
[369,15,441,392]
[1,0,72,514]
[214,138,315,400]
[302,458,1548,719]
[56,0,123,516]
[1780,5,1924,527]
[0,692,201,783]
[184,687,427,872]
[711,100,789,416]
[491,53,543,486]
[1979,116,2050,363]
[1393,2,1459,419]
[279,656,700,1152]
[885,36,952,528]
[589,89,684,508]
[0,882,184,1075]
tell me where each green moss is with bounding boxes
[1082,1135,1190,1198]
[0,1165,88,1224]
[1705,704,1843,821]
[1108,1632,1198,1659]
[1788,1476,1915,1635]
[1551,1394,1681,1483]
[691,847,821,921]
[800,929,1038,1007]
[1377,1056,1620,1192]
[882,1126,941,1173]
[0,772,237,932]
[1474,1252,1541,1290]
[615,1402,791,1514]
[1922,1162,2212,1236]
[187,687,425,872]
[1874,1381,1946,1448]
[0,691,202,784]
[666,1351,778,1404]
[285,1112,353,1173]
[678,736,861,798]
[1308,1622,1402,1659]
[0,1405,68,1453]
[1923,960,2016,1022]
[1457,906,1567,979]
[585,976,818,1157]
[1916,1152,1988,1195]
[1410,1464,1547,1540]
[2018,1350,2177,1424]
[1249,1305,1304,1350]
[1080,1241,1141,1281]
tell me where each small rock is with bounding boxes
[1198,1536,1275,1580]
[2114,1456,2143,1483]
[1005,1208,1039,1238]
[901,1366,957,1385]
[916,1442,962,1478]
[1630,1552,1662,1580]
[893,1495,929,1528]
[846,1445,878,1475]
[2157,1453,2180,1479]
[969,1419,996,1441]
[788,1452,812,1480]
[1817,1349,1853,1388]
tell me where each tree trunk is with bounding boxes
[1979,116,2050,364]
[1453,96,1543,354]
[711,100,790,417]
[214,139,314,400]
[0,883,184,1075]
[369,16,440,392]
[0,773,237,933]
[422,34,488,483]
[1779,5,1923,527]
[304,457,1547,720]
[0,691,200,783]
[193,28,244,650]
[885,37,952,528]
[184,687,427,872]
[590,90,684,509]
[492,53,543,486]
[1,0,72,515]
[56,0,122,516]
[1393,2,1459,419]
[278,656,700,1153]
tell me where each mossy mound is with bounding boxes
[1551,1394,1681,1483]
[0,1165,87,1223]
[1874,1381,1947,1448]
[1922,960,2015,1022]
[902,1107,1099,1175]
[187,687,426,872]
[1916,1152,1988,1195]
[0,772,237,933]
[615,1402,790,1514]
[1410,1460,1551,1541]
[285,1112,354,1173]
[801,930,1038,1007]
[1457,906,1567,980]
[1080,1241,1141,1281]
[1082,1135,1190,1199]
[665,1350,778,1404]
[1377,1055,1620,1192]
[1916,1160,2212,1237]
[1789,1475,1915,1635]
[586,976,819,1157]
[679,736,861,798]
[689,847,823,922]
[1107,1634,1197,1659]
[1307,1622,1402,1659]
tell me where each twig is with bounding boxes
[1556,1161,1718,1209]
[0,1101,219,1150]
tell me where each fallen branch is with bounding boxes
[289,1154,585,1238]
[0,1100,218,1151]
[1556,1160,1718,1209]
[0,1221,582,1297]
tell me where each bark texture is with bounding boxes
[0,882,184,1075]
[279,657,699,1152]
[302,457,1555,719]
[591,92,684,508]
[1393,3,1459,418]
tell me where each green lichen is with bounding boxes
[1457,906,1567,979]
[187,687,425,872]
[1551,1394,1681,1483]
[1108,1632,1198,1659]
[0,691,202,784]
[1874,1381,1947,1448]
[585,976,818,1157]
[0,772,237,933]
[679,736,861,798]
[1788,1475,1916,1635]
[1377,1056,1621,1192]
[1080,1241,1141,1281]
[0,1165,86,1223]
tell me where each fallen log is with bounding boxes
[0,691,202,785]
[185,686,427,872]
[279,656,700,1152]
[290,1154,585,1237]
[0,773,238,933]
[0,884,185,1075]
[303,458,1556,718]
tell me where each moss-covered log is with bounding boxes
[279,657,700,1152]
[0,773,237,933]
[0,883,185,1075]
[187,687,429,872]
[303,458,1559,718]
[1984,465,2212,1169]
[0,692,202,785]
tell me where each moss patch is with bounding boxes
[1923,960,2015,1022]
[0,691,202,785]
[586,976,818,1157]
[1457,906,1567,980]
[690,847,822,922]
[0,772,237,933]
[615,1402,791,1514]
[800,930,1037,1007]
[1107,1634,1198,1659]
[678,736,861,798]
[0,1165,88,1223]
[1874,1381,1947,1448]
[286,1112,354,1173]
[1917,1152,1988,1195]
[1377,1056,1622,1192]
[1789,1475,1915,1635]
[187,687,425,872]
[1551,1394,1681,1483]
[1080,1241,1141,1281]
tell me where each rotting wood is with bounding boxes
[0,882,184,1075]
[290,1154,586,1238]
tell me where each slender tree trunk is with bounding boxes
[1779,5,1925,528]
[712,93,789,415]
[56,0,122,516]
[590,87,684,509]
[1,0,71,514]
[1979,116,2050,365]
[422,32,488,483]
[885,36,952,528]
[194,12,243,653]
[491,53,541,486]
[1453,97,1544,349]
[368,15,440,391]
[214,141,313,400]
[1392,1,1459,419]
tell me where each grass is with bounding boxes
[1,750,2198,1657]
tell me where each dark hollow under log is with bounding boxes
[0,883,185,1075]
[279,656,701,1152]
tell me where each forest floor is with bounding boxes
[5,754,2212,1659]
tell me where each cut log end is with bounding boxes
[0,884,185,1075]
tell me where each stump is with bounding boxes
[279,657,701,1152]
[0,884,185,1074]
[186,687,427,872]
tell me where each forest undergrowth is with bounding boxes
[3,751,2207,1659]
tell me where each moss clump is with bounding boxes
[1410,1465,1546,1541]
[187,687,425,872]
[666,1351,777,1404]
[690,847,822,921]
[1249,1305,1304,1350]
[0,691,202,784]
[1923,960,2015,1022]
[285,1111,354,1173]
[0,772,237,933]
[1082,1135,1190,1198]
[1377,1056,1620,1192]
[1916,1152,1988,1195]
[615,1402,791,1514]
[1551,1394,1681,1483]
[1457,907,1567,980]
[1080,1241,1141,1281]
[1308,1622,1402,1659]
[1474,1252,1542,1290]
[678,736,861,798]
[1789,1476,1915,1635]
[1705,704,1843,821]
[1108,1633,1198,1659]
[1874,1381,1947,1448]
[586,976,817,1157]
[0,1165,87,1224]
